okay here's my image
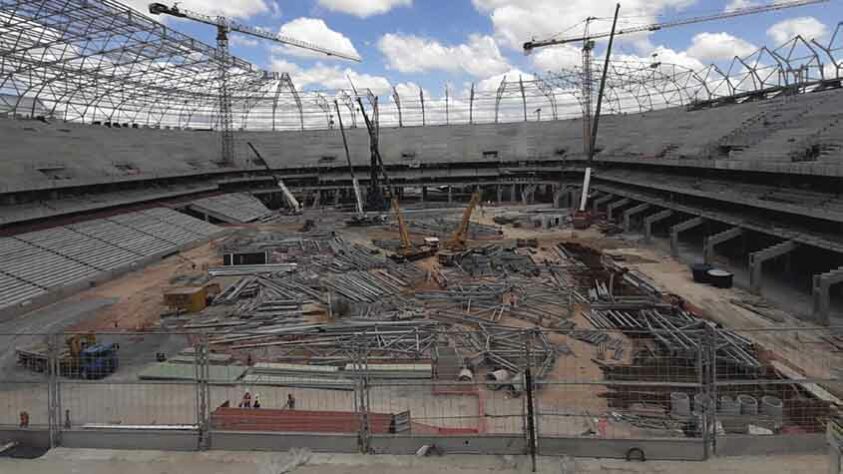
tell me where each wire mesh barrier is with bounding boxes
[0,326,839,458]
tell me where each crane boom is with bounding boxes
[392,197,413,252]
[523,0,828,50]
[149,3,361,61]
[445,191,482,251]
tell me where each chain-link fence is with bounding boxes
[1,326,839,459]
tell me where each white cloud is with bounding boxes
[530,45,582,72]
[393,82,428,98]
[648,46,706,71]
[317,0,412,18]
[767,17,828,44]
[230,35,260,48]
[476,68,533,92]
[685,32,756,61]
[276,18,360,61]
[123,0,270,19]
[270,58,391,94]
[724,0,759,11]
[471,0,696,51]
[377,34,510,78]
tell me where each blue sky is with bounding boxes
[126,0,841,95]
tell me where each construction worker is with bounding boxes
[239,390,252,408]
[253,393,261,409]
[285,393,296,410]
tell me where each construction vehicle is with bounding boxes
[334,100,385,226]
[247,142,302,214]
[389,197,437,262]
[16,333,119,379]
[148,3,360,167]
[439,191,482,266]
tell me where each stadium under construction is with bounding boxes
[1,0,843,469]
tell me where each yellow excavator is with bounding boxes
[438,191,482,266]
[389,196,438,262]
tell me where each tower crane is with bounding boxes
[148,3,361,166]
[523,0,828,156]
[523,0,826,228]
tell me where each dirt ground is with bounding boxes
[64,240,224,333]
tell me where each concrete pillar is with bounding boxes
[703,227,743,265]
[606,198,631,222]
[748,241,797,294]
[569,188,581,210]
[509,184,515,202]
[552,185,565,208]
[592,193,614,212]
[813,266,843,325]
[521,184,536,205]
[623,203,651,231]
[333,189,340,205]
[829,439,842,474]
[448,186,453,204]
[497,185,502,204]
[643,210,673,243]
[670,217,705,257]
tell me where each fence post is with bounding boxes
[698,326,717,460]
[194,334,211,450]
[523,330,538,472]
[46,333,61,448]
[707,326,719,458]
[353,339,371,454]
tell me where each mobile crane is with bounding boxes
[148,3,360,166]
[389,195,437,262]
[439,191,482,266]
[247,142,302,214]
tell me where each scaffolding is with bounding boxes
[1,2,842,132]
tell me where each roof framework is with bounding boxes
[1,1,841,131]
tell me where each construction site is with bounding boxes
[2,0,843,471]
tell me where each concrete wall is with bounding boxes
[61,429,198,451]
[538,437,706,461]
[715,434,827,457]
[0,427,827,460]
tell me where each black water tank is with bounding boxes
[707,269,733,289]
[690,263,713,283]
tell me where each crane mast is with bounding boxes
[445,191,482,252]
[148,3,361,166]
